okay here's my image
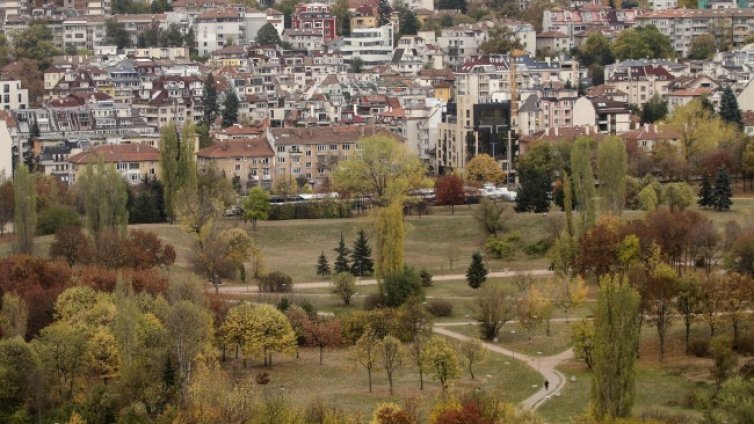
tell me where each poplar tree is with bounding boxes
[159,122,179,221]
[179,121,198,193]
[592,275,640,419]
[12,165,36,254]
[596,136,627,215]
[350,229,374,276]
[333,232,351,274]
[571,137,597,233]
[374,201,404,278]
[78,161,129,236]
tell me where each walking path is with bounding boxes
[218,269,553,293]
[433,324,573,411]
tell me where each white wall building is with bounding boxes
[0,80,28,110]
[339,23,395,67]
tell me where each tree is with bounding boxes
[712,166,733,211]
[591,275,640,420]
[640,94,668,124]
[49,225,92,267]
[719,86,743,128]
[332,272,357,306]
[711,377,754,422]
[166,300,213,389]
[466,252,487,289]
[202,73,218,126]
[351,229,374,277]
[160,23,184,47]
[479,26,523,55]
[676,275,700,355]
[0,180,12,237]
[78,161,128,236]
[352,327,380,392]
[635,260,680,362]
[376,335,403,395]
[33,321,89,401]
[398,8,420,36]
[514,165,551,213]
[375,201,405,278]
[0,35,12,68]
[333,232,352,274]
[255,23,282,46]
[664,182,694,212]
[11,20,61,69]
[474,285,516,340]
[0,336,38,416]
[316,251,331,277]
[465,154,504,186]
[711,336,736,389]
[12,166,36,254]
[219,228,253,282]
[349,57,364,73]
[435,175,465,214]
[333,0,351,35]
[572,319,594,370]
[577,33,614,66]
[332,135,428,204]
[0,293,27,338]
[397,298,431,390]
[611,25,673,60]
[303,315,341,365]
[698,172,713,208]
[243,187,270,230]
[688,34,716,60]
[176,166,234,236]
[222,90,240,128]
[420,336,459,392]
[459,338,487,380]
[474,198,508,236]
[596,136,627,215]
[377,0,392,26]
[570,137,596,233]
[105,18,130,49]
[381,266,424,307]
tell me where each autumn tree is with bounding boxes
[160,122,198,222]
[352,326,380,392]
[78,160,128,236]
[611,25,673,60]
[596,136,627,215]
[459,338,487,380]
[572,319,594,370]
[634,259,680,361]
[420,336,459,392]
[571,137,596,233]
[374,201,405,278]
[0,336,38,418]
[474,285,516,340]
[33,321,89,401]
[0,292,28,338]
[303,315,341,365]
[332,135,428,204]
[465,154,504,186]
[242,187,269,230]
[13,166,36,254]
[398,298,432,390]
[592,275,640,420]
[332,272,357,306]
[166,300,213,389]
[351,229,374,277]
[435,174,465,214]
[474,198,508,236]
[0,179,12,237]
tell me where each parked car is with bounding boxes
[480,183,517,201]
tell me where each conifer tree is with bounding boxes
[698,172,713,208]
[333,232,351,274]
[316,251,331,277]
[222,90,239,128]
[466,251,488,289]
[719,87,742,128]
[350,229,374,276]
[202,72,218,126]
[377,0,391,26]
[712,166,733,211]
[13,165,36,254]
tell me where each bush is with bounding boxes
[338,310,368,344]
[258,271,293,292]
[425,299,453,317]
[485,237,516,259]
[689,339,710,357]
[735,332,754,355]
[268,200,353,220]
[255,372,270,385]
[37,204,80,235]
[363,293,384,311]
[523,239,551,256]
[420,269,433,287]
[381,267,425,307]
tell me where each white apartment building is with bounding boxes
[437,20,536,67]
[283,29,325,51]
[339,23,395,67]
[195,8,267,56]
[390,35,441,76]
[62,16,106,51]
[0,80,29,110]
[0,0,31,16]
[650,0,677,9]
[637,8,754,58]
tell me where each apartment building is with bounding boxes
[606,64,675,107]
[0,0,31,17]
[62,16,106,51]
[339,24,395,67]
[291,2,337,43]
[67,143,160,184]
[0,80,28,110]
[197,138,275,191]
[542,4,639,49]
[636,8,754,58]
[572,96,631,134]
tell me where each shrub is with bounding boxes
[426,299,453,317]
[363,293,384,311]
[735,332,754,356]
[37,204,80,235]
[523,239,551,256]
[255,372,270,385]
[688,338,710,357]
[258,271,293,292]
[420,269,433,287]
[381,267,425,307]
[485,237,516,259]
[338,310,368,345]
[268,201,353,220]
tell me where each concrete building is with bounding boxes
[291,2,337,43]
[67,143,160,184]
[197,138,275,191]
[339,23,395,67]
[572,96,631,134]
[0,80,29,110]
[62,16,106,51]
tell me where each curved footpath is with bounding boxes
[432,324,573,411]
[217,269,553,293]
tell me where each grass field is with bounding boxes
[226,343,541,418]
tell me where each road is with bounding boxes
[433,324,573,411]
[217,269,554,293]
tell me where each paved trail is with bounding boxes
[433,324,573,411]
[218,269,553,293]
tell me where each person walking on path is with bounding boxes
[544,380,549,391]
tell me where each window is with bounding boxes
[292,167,301,174]
[317,144,327,152]
[235,164,241,171]
[277,156,286,163]
[292,156,300,163]
[342,144,350,150]
[329,144,337,150]
[306,150,312,156]
[129,163,139,170]
[305,162,312,167]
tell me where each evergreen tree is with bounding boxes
[398,8,420,35]
[514,165,551,213]
[377,0,392,26]
[711,166,733,211]
[316,251,331,276]
[222,90,239,128]
[719,86,743,129]
[333,232,351,274]
[255,23,282,46]
[351,229,374,276]
[592,275,640,419]
[466,251,488,289]
[202,73,218,126]
[13,165,36,254]
[698,172,713,208]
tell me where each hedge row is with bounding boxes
[268,201,354,220]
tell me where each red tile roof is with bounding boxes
[197,138,274,158]
[68,144,160,164]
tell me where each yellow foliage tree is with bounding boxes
[374,201,405,279]
[465,153,505,186]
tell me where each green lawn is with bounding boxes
[224,343,541,418]
[449,321,576,357]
